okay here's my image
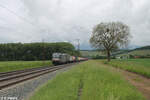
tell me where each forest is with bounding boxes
[0,42,78,61]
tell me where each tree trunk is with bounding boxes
[107,50,111,62]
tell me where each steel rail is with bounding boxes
[0,63,74,90]
[0,66,61,82]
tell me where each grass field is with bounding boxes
[105,59,150,78]
[29,60,145,100]
[0,61,52,73]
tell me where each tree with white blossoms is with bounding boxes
[90,22,131,61]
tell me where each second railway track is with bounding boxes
[0,63,76,90]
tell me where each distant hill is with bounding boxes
[128,50,150,56]
[81,45,150,58]
[80,50,104,58]
[134,46,150,50]
[116,45,150,57]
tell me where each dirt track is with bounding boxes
[120,70,150,100]
[102,63,150,100]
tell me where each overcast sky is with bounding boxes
[0,0,149,49]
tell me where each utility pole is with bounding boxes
[42,39,45,65]
[76,39,80,51]
[76,39,80,56]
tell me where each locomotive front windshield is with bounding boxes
[53,53,61,58]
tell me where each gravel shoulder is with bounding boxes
[0,64,77,100]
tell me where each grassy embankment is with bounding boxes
[29,60,145,100]
[105,59,150,78]
[0,61,52,73]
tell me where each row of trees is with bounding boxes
[0,42,79,61]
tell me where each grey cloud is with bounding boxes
[0,0,150,49]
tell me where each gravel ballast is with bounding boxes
[0,64,77,100]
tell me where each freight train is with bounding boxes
[52,53,88,65]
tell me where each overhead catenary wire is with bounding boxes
[0,3,51,43]
[0,3,49,41]
[0,3,39,29]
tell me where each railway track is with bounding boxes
[0,63,75,90]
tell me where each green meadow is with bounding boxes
[29,60,145,100]
[105,59,150,78]
[0,61,52,73]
